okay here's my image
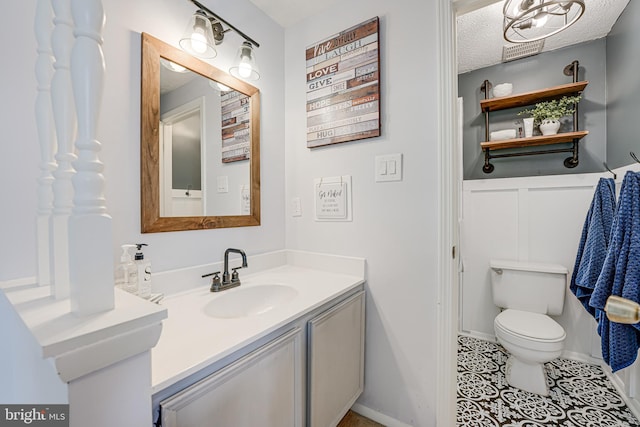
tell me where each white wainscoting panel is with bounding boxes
[460,166,640,420]
[460,173,602,357]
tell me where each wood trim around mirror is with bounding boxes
[140,33,260,233]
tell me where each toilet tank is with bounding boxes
[490,259,568,315]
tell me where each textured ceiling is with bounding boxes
[457,0,630,74]
[247,0,629,73]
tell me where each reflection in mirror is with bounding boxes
[141,33,260,232]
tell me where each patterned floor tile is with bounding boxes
[456,335,640,426]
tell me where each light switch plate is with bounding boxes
[375,154,402,182]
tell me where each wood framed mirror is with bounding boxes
[140,32,260,233]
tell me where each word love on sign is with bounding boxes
[306,17,381,148]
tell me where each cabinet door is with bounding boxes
[308,291,365,427]
[161,328,302,427]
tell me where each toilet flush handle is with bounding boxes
[492,267,503,275]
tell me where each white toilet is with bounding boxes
[490,259,568,396]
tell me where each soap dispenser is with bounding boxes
[134,243,152,299]
[116,244,137,294]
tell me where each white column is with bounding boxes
[68,0,114,316]
[1,286,166,426]
[68,352,154,427]
[35,0,57,287]
[50,0,77,299]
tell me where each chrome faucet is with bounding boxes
[202,248,248,292]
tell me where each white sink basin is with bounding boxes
[203,284,298,318]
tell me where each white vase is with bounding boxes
[539,119,560,136]
[523,117,534,137]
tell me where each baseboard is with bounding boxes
[560,349,603,366]
[350,403,413,427]
[623,390,640,422]
[0,276,37,290]
[458,330,497,343]
[602,366,640,422]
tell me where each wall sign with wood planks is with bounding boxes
[306,17,381,148]
[221,90,251,163]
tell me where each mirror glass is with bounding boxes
[141,33,260,232]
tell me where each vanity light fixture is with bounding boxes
[503,0,585,44]
[229,42,260,81]
[180,0,261,80]
[209,80,231,92]
[160,58,188,73]
[179,10,218,58]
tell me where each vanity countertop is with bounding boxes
[151,252,365,393]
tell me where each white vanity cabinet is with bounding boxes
[156,287,365,427]
[307,290,366,427]
[160,328,303,427]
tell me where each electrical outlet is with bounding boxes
[217,176,229,193]
[292,197,302,217]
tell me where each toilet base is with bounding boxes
[505,355,549,396]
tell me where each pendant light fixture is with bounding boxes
[503,0,585,44]
[180,0,261,80]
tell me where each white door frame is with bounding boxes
[160,97,207,216]
[435,1,458,425]
[436,1,502,425]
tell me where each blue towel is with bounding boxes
[570,178,616,317]
[589,171,640,372]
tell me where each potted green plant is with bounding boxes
[518,95,581,136]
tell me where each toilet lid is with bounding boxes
[495,309,565,342]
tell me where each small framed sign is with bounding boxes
[314,175,352,221]
[306,17,380,148]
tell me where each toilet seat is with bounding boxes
[495,309,565,343]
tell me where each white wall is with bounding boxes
[4,0,445,424]
[284,1,440,425]
[0,0,285,281]
[0,289,68,404]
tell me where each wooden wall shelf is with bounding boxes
[480,81,588,113]
[481,131,589,151]
[479,61,587,173]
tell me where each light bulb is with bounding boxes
[514,0,534,16]
[230,42,258,80]
[168,61,186,72]
[171,64,186,72]
[190,30,207,54]
[161,58,187,73]
[512,3,522,16]
[533,9,548,27]
[238,60,252,78]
